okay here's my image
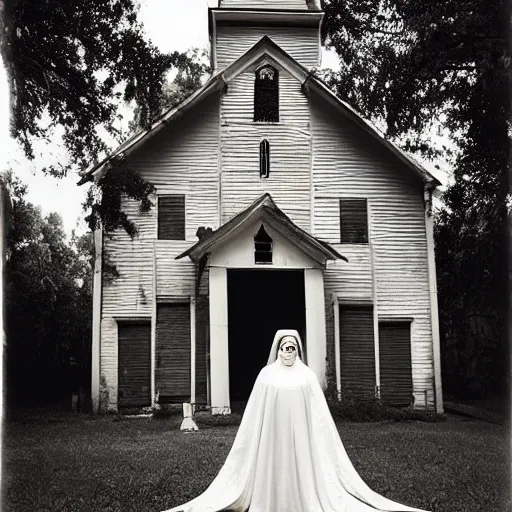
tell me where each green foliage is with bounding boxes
[323,0,510,398]
[2,171,93,405]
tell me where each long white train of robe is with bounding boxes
[164,331,430,512]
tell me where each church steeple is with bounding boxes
[209,0,324,70]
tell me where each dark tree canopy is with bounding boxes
[0,0,203,177]
[323,0,510,398]
[1,0,211,236]
[2,171,93,406]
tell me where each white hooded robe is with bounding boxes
[164,330,429,512]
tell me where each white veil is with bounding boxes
[164,327,430,512]
[266,329,306,365]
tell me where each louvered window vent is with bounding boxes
[254,224,273,264]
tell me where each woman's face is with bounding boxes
[278,338,298,366]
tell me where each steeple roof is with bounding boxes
[219,0,320,10]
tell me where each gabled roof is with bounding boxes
[78,35,440,188]
[176,193,346,265]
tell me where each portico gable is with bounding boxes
[177,193,345,414]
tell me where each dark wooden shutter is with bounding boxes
[379,322,413,405]
[195,297,209,404]
[158,195,185,240]
[339,306,375,399]
[156,303,191,403]
[118,322,151,409]
[339,199,368,244]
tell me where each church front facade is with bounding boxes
[85,0,444,415]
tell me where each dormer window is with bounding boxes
[260,139,270,178]
[254,65,279,122]
[254,224,273,264]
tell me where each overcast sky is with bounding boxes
[0,0,445,237]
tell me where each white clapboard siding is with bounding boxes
[101,96,219,321]
[216,26,320,70]
[100,317,119,412]
[311,95,434,405]
[102,238,154,317]
[324,247,372,300]
[129,95,220,238]
[221,69,311,228]
[223,71,310,127]
[156,241,196,297]
[220,0,308,9]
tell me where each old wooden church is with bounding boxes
[82,0,444,415]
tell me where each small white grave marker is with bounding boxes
[180,403,198,432]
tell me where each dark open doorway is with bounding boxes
[227,269,306,403]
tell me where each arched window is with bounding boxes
[254,65,279,122]
[254,224,273,264]
[260,139,270,178]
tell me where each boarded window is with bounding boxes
[339,306,375,399]
[254,224,273,264]
[339,199,368,244]
[118,322,151,409]
[156,303,191,403]
[254,65,279,122]
[158,195,185,240]
[260,139,270,178]
[378,322,413,406]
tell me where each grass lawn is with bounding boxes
[2,411,510,512]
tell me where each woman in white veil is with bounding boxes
[164,329,429,512]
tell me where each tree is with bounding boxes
[84,47,210,236]
[0,0,199,177]
[2,171,93,406]
[0,0,210,235]
[322,0,510,398]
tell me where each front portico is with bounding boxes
[177,194,345,414]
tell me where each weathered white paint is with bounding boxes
[131,95,220,238]
[101,96,220,324]
[151,240,157,406]
[209,218,320,269]
[425,188,444,413]
[91,226,103,414]
[311,94,435,408]
[102,239,154,317]
[209,267,231,414]
[305,268,327,389]
[190,296,197,405]
[220,68,311,230]
[156,241,196,297]
[369,202,380,398]
[332,294,341,400]
[216,26,321,70]
[97,4,440,413]
[100,317,120,412]
[180,403,199,431]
